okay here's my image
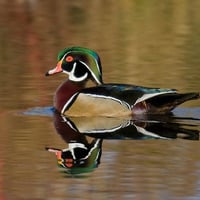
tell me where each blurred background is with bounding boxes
[0,1,200,200]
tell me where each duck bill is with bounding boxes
[46,147,63,163]
[45,60,62,76]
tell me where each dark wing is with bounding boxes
[80,83,177,106]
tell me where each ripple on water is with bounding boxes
[22,106,55,117]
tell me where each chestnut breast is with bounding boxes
[54,80,84,113]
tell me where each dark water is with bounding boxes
[1,1,200,200]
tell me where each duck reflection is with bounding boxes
[47,112,199,175]
[61,114,199,140]
[46,112,102,175]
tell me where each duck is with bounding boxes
[45,47,199,117]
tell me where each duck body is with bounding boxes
[46,47,199,117]
[54,80,199,117]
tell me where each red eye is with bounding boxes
[66,56,74,62]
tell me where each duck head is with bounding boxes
[46,47,103,85]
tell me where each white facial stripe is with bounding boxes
[69,70,88,82]
[79,61,101,85]
[63,62,88,82]
[69,62,88,82]
[94,56,101,74]
[61,53,68,61]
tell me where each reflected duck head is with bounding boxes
[46,47,103,85]
[46,139,102,175]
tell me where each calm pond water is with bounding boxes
[1,1,200,200]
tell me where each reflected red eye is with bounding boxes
[65,158,74,168]
[66,56,74,62]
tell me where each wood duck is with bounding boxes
[46,47,199,117]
